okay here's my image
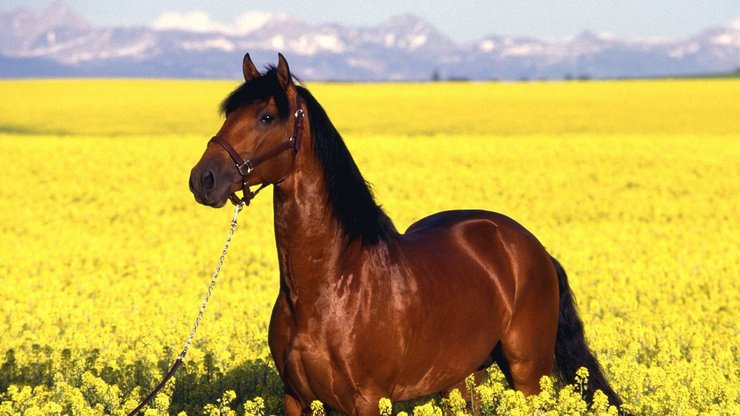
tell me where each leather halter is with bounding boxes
[208,96,305,205]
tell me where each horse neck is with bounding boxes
[272,150,338,251]
[271,127,351,294]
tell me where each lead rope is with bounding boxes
[127,202,245,416]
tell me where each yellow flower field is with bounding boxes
[0,79,738,415]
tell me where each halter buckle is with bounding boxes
[236,160,254,176]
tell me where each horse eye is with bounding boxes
[260,114,274,124]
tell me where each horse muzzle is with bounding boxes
[189,161,237,208]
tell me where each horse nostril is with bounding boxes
[201,170,215,192]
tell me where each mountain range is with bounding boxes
[1,1,739,81]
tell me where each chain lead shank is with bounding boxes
[127,202,244,416]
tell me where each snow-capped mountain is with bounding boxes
[1,1,738,80]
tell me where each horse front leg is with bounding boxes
[284,393,306,416]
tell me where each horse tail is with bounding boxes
[552,256,623,408]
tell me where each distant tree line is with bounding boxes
[430,68,594,82]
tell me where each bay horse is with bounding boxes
[189,53,623,415]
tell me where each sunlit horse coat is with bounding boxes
[189,53,623,415]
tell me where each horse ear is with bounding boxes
[276,53,294,91]
[242,53,261,81]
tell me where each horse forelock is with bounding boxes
[220,67,289,118]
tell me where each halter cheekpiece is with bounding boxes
[208,96,305,205]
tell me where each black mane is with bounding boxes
[297,86,397,244]
[220,68,396,244]
[220,67,289,118]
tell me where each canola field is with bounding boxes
[0,79,738,415]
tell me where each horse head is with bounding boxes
[189,53,304,207]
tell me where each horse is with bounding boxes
[188,53,623,415]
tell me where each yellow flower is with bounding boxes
[1,78,738,416]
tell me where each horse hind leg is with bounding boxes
[444,334,553,410]
[443,337,531,399]
[473,342,542,393]
[495,308,558,395]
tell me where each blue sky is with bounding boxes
[3,0,740,42]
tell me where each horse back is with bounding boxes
[401,209,557,301]
[379,210,558,398]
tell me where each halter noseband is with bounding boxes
[208,96,305,206]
